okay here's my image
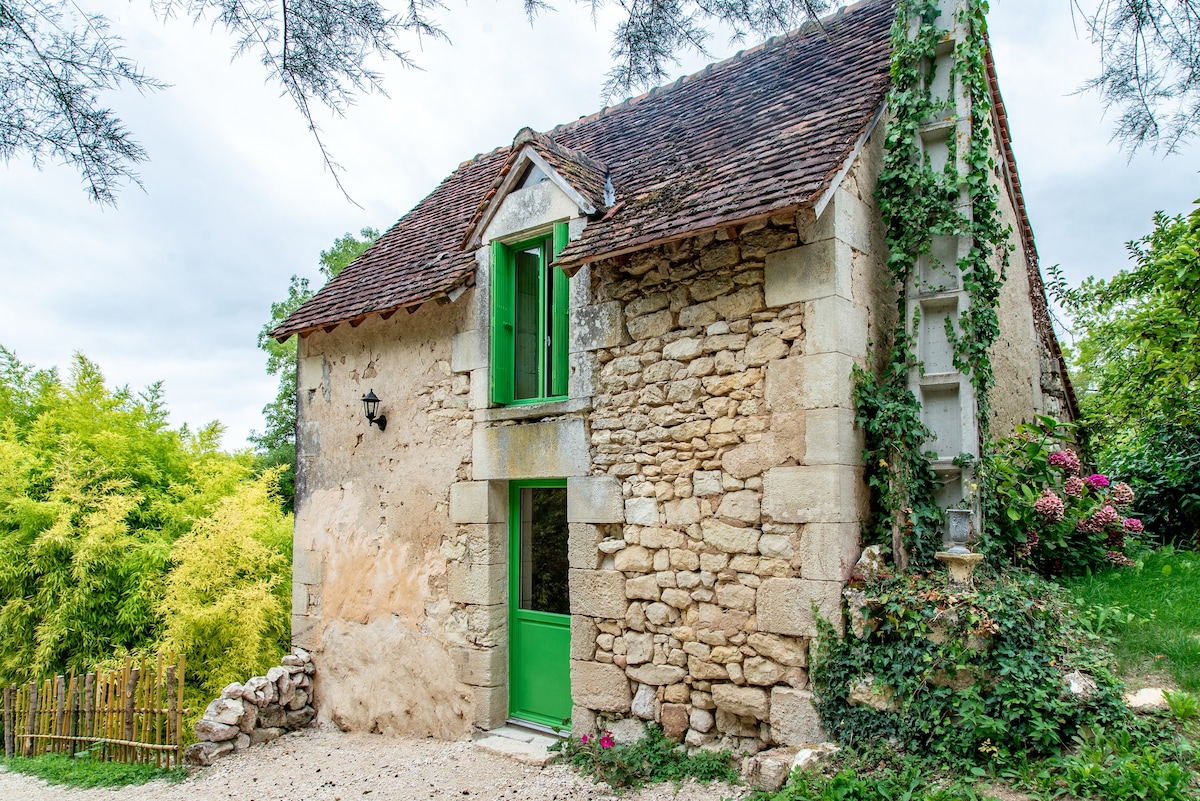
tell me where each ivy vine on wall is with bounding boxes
[855,0,1010,569]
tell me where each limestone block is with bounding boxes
[830,184,874,255]
[571,706,597,736]
[664,497,700,526]
[690,707,715,733]
[694,471,723,496]
[743,657,786,686]
[473,418,589,479]
[453,646,506,687]
[625,631,653,664]
[757,578,845,637]
[448,562,506,606]
[663,337,704,361]
[627,664,686,686]
[746,633,808,667]
[291,583,308,617]
[711,684,770,720]
[567,476,624,523]
[627,309,674,340]
[717,491,761,524]
[716,583,757,612]
[569,570,628,619]
[764,239,852,307]
[203,697,245,726]
[572,301,631,353]
[464,523,508,565]
[571,617,598,660]
[762,465,865,524]
[569,263,591,309]
[614,545,654,573]
[472,685,508,730]
[804,408,863,466]
[799,523,861,582]
[701,519,761,554]
[450,481,505,524]
[569,523,605,571]
[765,353,856,412]
[641,527,685,549]
[469,367,490,410]
[293,548,324,585]
[770,688,827,746]
[625,497,660,526]
[451,328,489,373]
[569,352,596,400]
[758,534,794,559]
[805,297,868,358]
[661,704,689,741]
[194,719,239,742]
[571,661,631,713]
[625,574,661,601]
[632,683,657,719]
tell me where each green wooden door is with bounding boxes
[509,481,572,728]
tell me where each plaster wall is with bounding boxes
[293,304,475,738]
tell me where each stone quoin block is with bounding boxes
[804,296,869,358]
[765,353,856,412]
[569,570,628,619]
[450,481,506,524]
[568,523,605,570]
[571,661,632,713]
[757,578,845,637]
[453,646,506,688]
[770,687,827,745]
[799,523,862,582]
[571,301,631,353]
[763,239,853,307]
[447,562,506,606]
[451,328,489,374]
[762,465,864,524]
[803,407,864,466]
[567,476,625,523]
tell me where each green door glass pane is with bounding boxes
[510,482,572,728]
[513,248,541,400]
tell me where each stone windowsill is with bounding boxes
[473,397,592,423]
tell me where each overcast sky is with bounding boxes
[1,1,1197,449]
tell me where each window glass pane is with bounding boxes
[513,247,541,400]
[518,487,569,615]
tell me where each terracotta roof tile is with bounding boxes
[275,0,895,340]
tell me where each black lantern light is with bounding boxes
[361,389,387,431]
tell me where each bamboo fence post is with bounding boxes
[24,681,36,757]
[154,653,163,768]
[54,675,65,755]
[165,663,178,768]
[124,664,137,764]
[67,671,78,756]
[84,672,95,751]
[177,654,185,768]
[3,686,13,758]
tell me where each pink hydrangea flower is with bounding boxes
[1064,476,1085,498]
[599,731,614,749]
[1084,473,1110,490]
[1110,482,1135,507]
[1106,551,1136,567]
[1048,449,1082,475]
[1093,505,1120,527]
[1123,518,1144,534]
[1033,489,1066,522]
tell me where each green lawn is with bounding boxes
[0,753,186,788]
[1064,548,1200,692]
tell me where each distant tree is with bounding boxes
[5,1,1195,203]
[1053,200,1200,545]
[252,227,379,510]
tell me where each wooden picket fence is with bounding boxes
[2,653,185,768]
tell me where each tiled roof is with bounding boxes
[274,0,895,340]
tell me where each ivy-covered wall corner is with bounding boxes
[856,0,1011,573]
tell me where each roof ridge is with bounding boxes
[544,0,878,140]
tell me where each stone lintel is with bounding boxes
[472,418,590,479]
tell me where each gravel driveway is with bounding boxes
[0,728,745,801]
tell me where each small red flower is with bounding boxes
[599,731,615,749]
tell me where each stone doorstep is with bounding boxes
[474,723,563,767]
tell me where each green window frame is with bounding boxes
[490,221,570,405]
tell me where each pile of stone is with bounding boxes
[184,648,316,766]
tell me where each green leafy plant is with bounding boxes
[1018,728,1196,801]
[552,724,738,791]
[1165,690,1200,722]
[811,570,1130,762]
[749,753,1000,801]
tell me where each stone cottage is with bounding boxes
[272,0,1072,751]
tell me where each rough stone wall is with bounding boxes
[292,304,476,739]
[562,138,884,752]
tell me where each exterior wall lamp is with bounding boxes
[361,389,387,431]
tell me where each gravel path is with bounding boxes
[0,728,746,801]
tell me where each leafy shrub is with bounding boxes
[553,724,738,790]
[1,752,186,788]
[751,757,997,801]
[1100,420,1200,550]
[1017,729,1197,801]
[980,416,1145,576]
[812,570,1129,762]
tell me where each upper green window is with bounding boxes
[491,222,570,405]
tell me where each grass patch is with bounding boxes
[1063,548,1200,691]
[1,752,187,788]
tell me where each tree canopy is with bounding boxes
[4,1,1196,204]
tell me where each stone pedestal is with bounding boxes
[934,552,984,592]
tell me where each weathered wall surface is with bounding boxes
[293,304,475,739]
[987,133,1067,434]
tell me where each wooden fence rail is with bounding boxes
[2,653,185,769]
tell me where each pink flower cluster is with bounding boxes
[1048,449,1082,475]
[1123,518,1144,534]
[1084,473,1110,490]
[1106,551,1136,567]
[1064,476,1085,498]
[1110,482,1135,507]
[1033,489,1065,522]
[582,731,615,749]
[1076,504,1120,533]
